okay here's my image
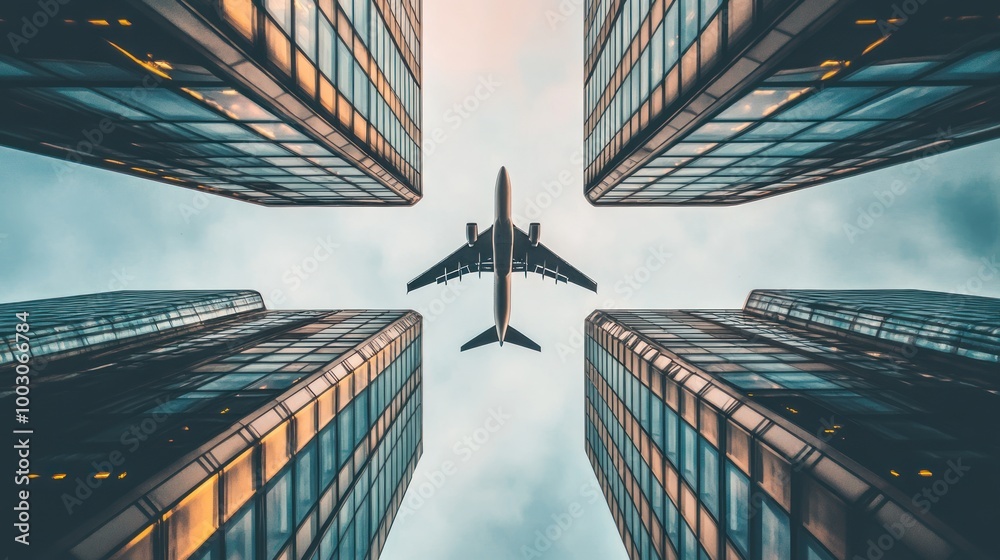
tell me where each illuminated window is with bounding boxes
[108,525,154,560]
[296,402,317,451]
[224,448,255,520]
[267,20,292,74]
[264,423,290,481]
[165,476,219,560]
[222,0,255,40]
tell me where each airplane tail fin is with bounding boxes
[461,327,499,352]
[504,326,541,352]
[460,325,541,352]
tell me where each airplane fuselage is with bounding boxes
[492,167,514,344]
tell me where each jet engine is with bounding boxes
[529,223,541,246]
[466,223,479,246]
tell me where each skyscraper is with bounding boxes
[3,290,422,559]
[0,0,421,205]
[584,0,1000,205]
[584,289,999,560]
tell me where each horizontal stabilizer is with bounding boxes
[461,326,500,352]
[504,325,541,352]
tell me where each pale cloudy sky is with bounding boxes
[2,0,1000,559]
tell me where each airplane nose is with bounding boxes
[497,166,511,191]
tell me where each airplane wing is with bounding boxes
[513,227,597,292]
[407,227,494,292]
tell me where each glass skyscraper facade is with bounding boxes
[1,290,422,560]
[584,0,1000,205]
[0,0,421,205]
[584,289,999,560]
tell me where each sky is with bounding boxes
[2,0,1000,558]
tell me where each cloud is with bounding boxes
[926,176,1000,257]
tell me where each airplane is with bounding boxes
[407,166,597,352]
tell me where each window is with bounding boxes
[354,389,370,444]
[295,0,317,59]
[845,86,965,120]
[650,396,663,448]
[933,50,1000,79]
[640,384,651,432]
[681,422,698,483]
[319,18,335,80]
[339,0,353,22]
[355,496,371,553]
[761,498,791,560]
[354,0,371,43]
[665,4,680,71]
[263,423,290,481]
[775,87,886,121]
[700,0,721,26]
[681,521,698,559]
[652,23,665,85]
[296,442,318,522]
[339,520,355,560]
[652,478,666,526]
[225,503,255,560]
[166,476,219,560]
[320,422,338,487]
[699,440,719,518]
[339,401,355,467]
[726,463,750,555]
[224,448,255,520]
[729,0,753,41]
[640,49,651,103]
[716,88,812,121]
[265,468,293,558]
[726,422,750,473]
[802,534,837,560]
[222,0,255,40]
[665,407,679,466]
[797,120,882,140]
[265,0,291,31]
[680,0,699,50]
[337,39,354,102]
[266,19,292,74]
[353,62,369,118]
[319,521,338,560]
